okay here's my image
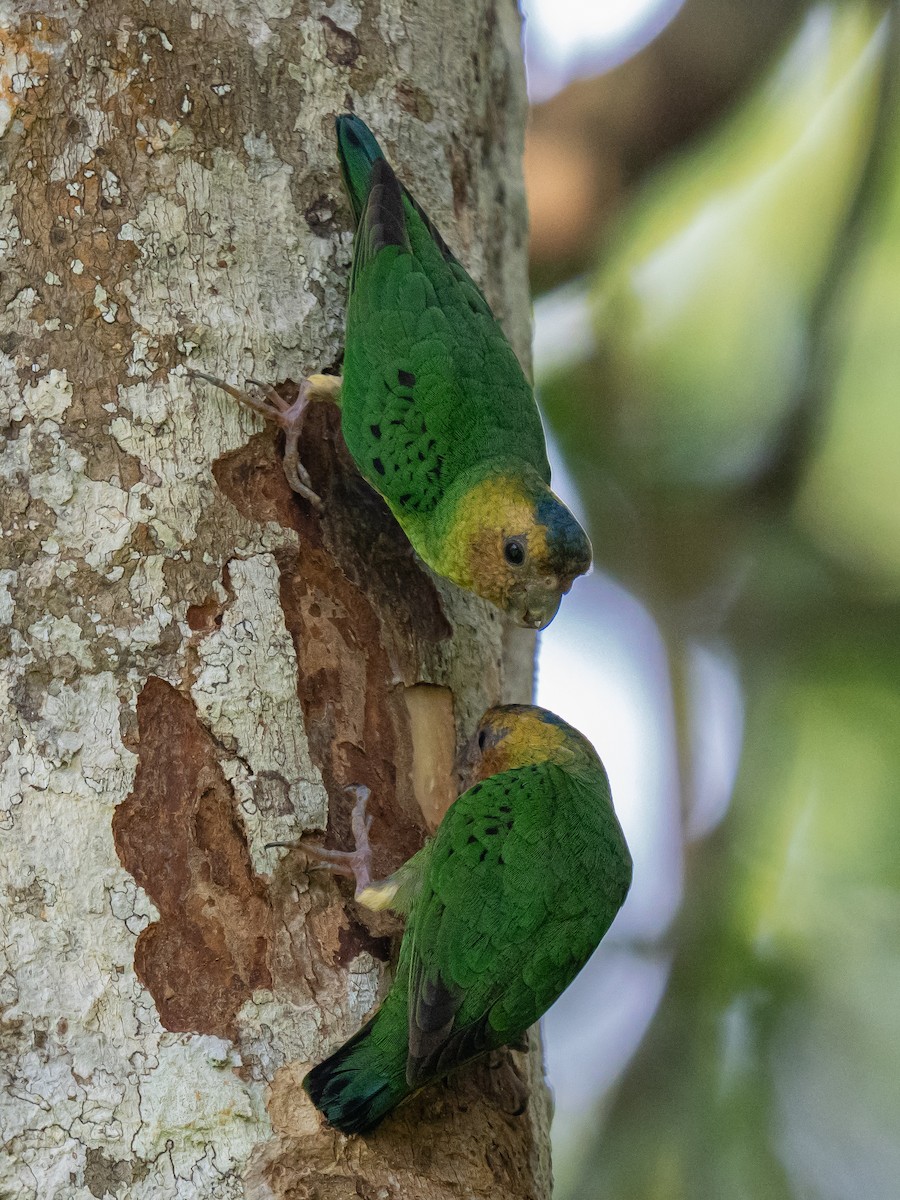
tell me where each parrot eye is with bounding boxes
[504,537,526,566]
[477,729,488,751]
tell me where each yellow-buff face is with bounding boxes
[434,473,592,629]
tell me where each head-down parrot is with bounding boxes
[295,703,632,1134]
[194,116,592,628]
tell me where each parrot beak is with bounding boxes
[519,584,563,630]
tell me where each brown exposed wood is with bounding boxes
[113,678,274,1040]
[212,404,450,869]
[404,684,458,829]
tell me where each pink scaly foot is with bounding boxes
[190,370,341,508]
[267,785,374,898]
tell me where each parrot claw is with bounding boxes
[482,1050,530,1117]
[189,369,325,508]
[269,785,375,898]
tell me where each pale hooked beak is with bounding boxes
[518,584,563,630]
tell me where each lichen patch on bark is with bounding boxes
[189,551,329,873]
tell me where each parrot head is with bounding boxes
[433,467,592,629]
[469,703,600,779]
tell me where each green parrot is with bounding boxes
[194,116,591,628]
[295,704,632,1134]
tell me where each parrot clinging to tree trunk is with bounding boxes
[292,704,632,1134]
[193,116,592,629]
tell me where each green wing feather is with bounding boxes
[335,116,551,520]
[400,761,632,1087]
[303,750,631,1133]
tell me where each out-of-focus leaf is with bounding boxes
[590,3,886,488]
[794,91,900,594]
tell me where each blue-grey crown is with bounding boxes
[536,494,592,577]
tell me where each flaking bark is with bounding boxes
[0,1,551,1197]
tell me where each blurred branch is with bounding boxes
[527,0,811,290]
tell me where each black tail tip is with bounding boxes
[303,1060,396,1137]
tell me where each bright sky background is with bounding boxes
[523,0,685,101]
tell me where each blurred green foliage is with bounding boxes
[796,53,900,593]
[590,3,886,490]
[536,3,900,1197]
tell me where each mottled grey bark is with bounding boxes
[0,2,551,1197]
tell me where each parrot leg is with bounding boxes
[503,1030,530,1053]
[190,370,342,507]
[266,784,421,913]
[479,1050,529,1117]
[267,785,375,898]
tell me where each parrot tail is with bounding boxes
[303,1011,411,1135]
[335,114,385,225]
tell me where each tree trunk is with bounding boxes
[0,3,550,1197]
